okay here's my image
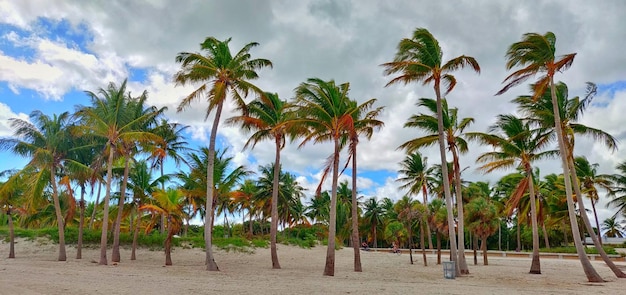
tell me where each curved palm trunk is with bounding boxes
[323,138,340,276]
[8,207,15,258]
[112,156,131,262]
[550,79,603,282]
[100,146,115,265]
[590,199,602,245]
[89,181,102,230]
[351,143,362,272]
[567,157,626,277]
[451,148,468,274]
[204,102,223,271]
[270,136,282,269]
[526,167,541,274]
[50,166,66,261]
[77,184,86,259]
[434,84,459,276]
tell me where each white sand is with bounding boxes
[1,238,625,295]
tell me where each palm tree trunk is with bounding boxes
[482,236,488,265]
[434,82,459,276]
[567,156,626,277]
[8,208,15,258]
[590,199,602,245]
[408,226,414,264]
[516,218,521,251]
[89,181,102,230]
[270,137,282,269]
[323,138,340,276]
[542,222,550,249]
[248,208,253,239]
[77,184,86,259]
[526,167,541,274]
[473,234,478,265]
[422,185,433,250]
[373,225,377,251]
[50,166,66,261]
[351,143,362,272]
[420,222,427,266]
[131,201,141,260]
[165,220,173,266]
[99,146,115,265]
[112,156,130,262]
[436,232,441,265]
[204,102,223,271]
[161,164,166,235]
[550,79,603,282]
[452,148,469,274]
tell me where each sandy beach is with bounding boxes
[1,238,625,295]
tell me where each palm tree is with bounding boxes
[608,161,626,217]
[140,187,185,266]
[306,192,330,226]
[76,79,161,265]
[398,98,474,273]
[345,98,384,272]
[498,32,603,282]
[601,216,625,238]
[383,28,480,276]
[148,119,191,234]
[0,111,77,261]
[231,179,259,239]
[469,114,555,274]
[464,196,499,265]
[294,77,359,276]
[362,197,384,249]
[227,91,297,269]
[574,156,612,245]
[0,169,25,258]
[395,196,426,265]
[174,37,272,271]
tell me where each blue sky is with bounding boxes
[1,1,626,227]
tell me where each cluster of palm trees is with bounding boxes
[2,28,626,283]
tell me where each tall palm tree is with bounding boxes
[515,82,623,277]
[574,156,612,245]
[174,37,272,271]
[75,79,160,265]
[227,91,297,269]
[294,77,360,276]
[497,32,603,282]
[147,119,191,234]
[383,28,480,276]
[397,151,435,249]
[398,98,474,273]
[0,111,77,261]
[345,98,384,272]
[140,187,185,266]
[469,114,555,274]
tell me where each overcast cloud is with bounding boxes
[1,0,625,226]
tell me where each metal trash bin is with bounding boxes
[443,261,456,279]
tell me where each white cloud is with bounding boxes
[0,102,29,137]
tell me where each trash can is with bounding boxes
[443,261,456,279]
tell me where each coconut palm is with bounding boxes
[227,91,297,269]
[0,111,79,261]
[498,31,603,282]
[76,79,161,265]
[395,196,426,265]
[362,197,384,249]
[231,179,259,238]
[574,156,612,244]
[140,187,185,266]
[345,98,384,272]
[608,161,626,217]
[465,196,499,265]
[294,77,359,276]
[398,98,474,273]
[383,28,480,276]
[601,216,625,238]
[306,191,331,226]
[174,36,272,271]
[0,169,25,258]
[469,114,555,274]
